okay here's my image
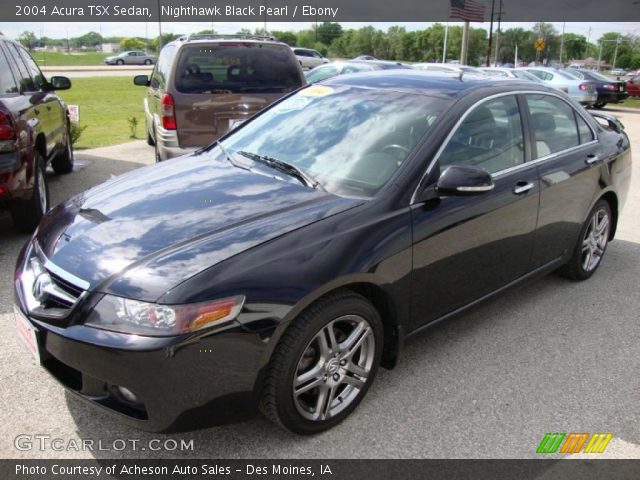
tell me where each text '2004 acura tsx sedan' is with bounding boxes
[14,71,631,434]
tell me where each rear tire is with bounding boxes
[144,59,152,65]
[557,199,611,281]
[51,125,74,174]
[10,152,49,233]
[146,119,155,146]
[260,290,383,435]
[154,130,162,163]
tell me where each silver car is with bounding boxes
[105,51,155,66]
[291,48,328,70]
[413,63,487,76]
[519,67,597,106]
[481,67,544,83]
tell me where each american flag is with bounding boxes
[450,0,486,22]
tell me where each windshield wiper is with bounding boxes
[236,151,323,190]
[216,141,250,171]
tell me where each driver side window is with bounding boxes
[439,95,524,175]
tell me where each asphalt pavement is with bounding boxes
[0,109,638,459]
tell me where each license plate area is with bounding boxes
[14,305,40,364]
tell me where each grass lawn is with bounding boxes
[32,51,111,66]
[621,97,640,109]
[58,76,146,149]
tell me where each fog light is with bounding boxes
[118,386,138,403]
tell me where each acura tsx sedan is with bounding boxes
[14,71,631,434]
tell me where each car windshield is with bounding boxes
[555,69,579,80]
[512,70,542,82]
[588,71,617,82]
[220,85,450,197]
[174,44,302,94]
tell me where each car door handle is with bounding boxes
[586,154,600,165]
[513,181,535,195]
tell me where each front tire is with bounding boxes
[261,290,383,434]
[116,59,124,65]
[557,199,611,280]
[10,152,49,233]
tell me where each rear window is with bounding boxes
[174,44,302,94]
[0,45,18,94]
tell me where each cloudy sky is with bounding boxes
[0,22,639,41]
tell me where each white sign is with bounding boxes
[67,104,80,124]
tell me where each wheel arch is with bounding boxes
[262,276,405,376]
[597,190,619,240]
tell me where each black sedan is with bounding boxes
[566,68,629,109]
[14,72,631,434]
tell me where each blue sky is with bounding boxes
[1,22,639,41]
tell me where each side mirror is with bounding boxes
[133,75,150,87]
[436,165,495,196]
[49,76,71,91]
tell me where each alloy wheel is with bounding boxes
[581,208,609,272]
[292,315,375,422]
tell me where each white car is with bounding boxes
[413,63,486,75]
[291,48,329,70]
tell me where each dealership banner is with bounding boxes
[3,459,640,479]
[1,0,638,22]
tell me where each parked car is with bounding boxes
[565,68,628,109]
[105,51,155,65]
[519,67,597,106]
[0,35,73,232]
[15,72,631,435]
[413,63,487,75]
[609,68,626,77]
[480,67,544,83]
[353,55,377,61]
[627,76,640,97]
[291,47,329,69]
[305,60,413,83]
[133,34,306,162]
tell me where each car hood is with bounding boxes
[35,151,362,302]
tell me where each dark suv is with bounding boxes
[0,35,72,232]
[134,34,305,162]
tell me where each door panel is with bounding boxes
[524,93,600,267]
[411,165,539,327]
[410,94,539,328]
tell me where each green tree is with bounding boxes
[271,30,297,46]
[18,31,37,51]
[562,33,587,61]
[120,38,146,51]
[316,22,343,46]
[150,33,182,52]
[73,31,103,48]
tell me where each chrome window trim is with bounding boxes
[410,89,599,205]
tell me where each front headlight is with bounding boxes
[86,294,245,336]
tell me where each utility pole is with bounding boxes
[559,21,565,65]
[597,40,603,70]
[157,0,163,51]
[586,26,591,58]
[612,35,621,69]
[486,0,496,66]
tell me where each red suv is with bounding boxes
[0,35,72,232]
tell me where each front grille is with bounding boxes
[19,243,87,321]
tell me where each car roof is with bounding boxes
[322,70,550,98]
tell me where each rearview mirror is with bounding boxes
[49,76,71,91]
[133,75,150,87]
[436,165,495,196]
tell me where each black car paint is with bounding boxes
[14,72,632,431]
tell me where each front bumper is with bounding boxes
[13,243,270,432]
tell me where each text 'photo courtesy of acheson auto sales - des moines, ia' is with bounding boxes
[13,70,631,433]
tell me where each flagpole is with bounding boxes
[486,0,495,66]
[460,21,470,65]
[442,22,449,63]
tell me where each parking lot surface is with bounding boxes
[1,109,639,459]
